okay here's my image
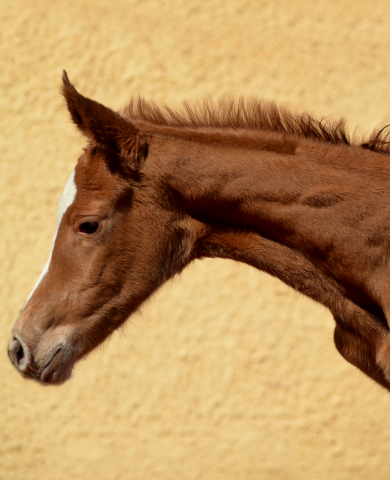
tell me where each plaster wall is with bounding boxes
[2,1,390,479]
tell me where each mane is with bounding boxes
[123,96,390,154]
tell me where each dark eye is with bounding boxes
[79,221,100,235]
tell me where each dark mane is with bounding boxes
[123,97,390,154]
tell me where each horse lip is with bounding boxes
[40,347,71,384]
[42,347,62,372]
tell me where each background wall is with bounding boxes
[2,1,390,479]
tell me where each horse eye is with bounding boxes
[79,221,100,234]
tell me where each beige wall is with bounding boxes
[2,1,390,479]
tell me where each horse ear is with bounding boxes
[61,70,146,170]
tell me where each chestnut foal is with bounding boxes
[8,72,390,389]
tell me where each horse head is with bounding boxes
[8,72,198,384]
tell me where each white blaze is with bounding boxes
[26,169,77,303]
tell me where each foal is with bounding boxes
[8,72,390,390]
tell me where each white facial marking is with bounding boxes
[26,169,77,303]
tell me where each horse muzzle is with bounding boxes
[8,333,74,385]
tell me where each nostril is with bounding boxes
[16,343,26,369]
[8,337,27,370]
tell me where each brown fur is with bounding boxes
[8,71,390,391]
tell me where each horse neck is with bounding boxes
[151,128,363,237]
[147,128,390,316]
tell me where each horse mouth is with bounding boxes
[40,347,73,385]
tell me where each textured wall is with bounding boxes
[2,1,390,479]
